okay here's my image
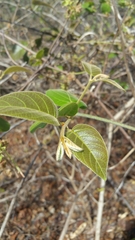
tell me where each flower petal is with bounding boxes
[64,137,83,152]
[56,141,64,161]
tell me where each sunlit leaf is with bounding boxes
[0,117,10,132]
[0,66,32,79]
[46,89,87,109]
[29,122,46,133]
[0,91,59,126]
[82,61,101,76]
[67,124,108,180]
[59,102,78,117]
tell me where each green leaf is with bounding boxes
[35,37,42,48]
[0,66,32,79]
[29,122,47,133]
[118,0,127,7]
[23,52,29,63]
[0,117,10,132]
[0,91,59,126]
[100,3,111,13]
[57,65,63,70]
[82,2,96,13]
[59,102,78,117]
[36,49,44,59]
[108,53,117,59]
[82,61,102,76]
[95,78,125,91]
[67,124,108,180]
[114,79,129,90]
[46,89,87,109]
[36,48,49,59]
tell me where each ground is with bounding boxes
[0,1,135,239]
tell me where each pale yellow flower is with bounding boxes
[56,136,83,161]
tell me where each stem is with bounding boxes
[60,118,71,138]
[77,77,94,104]
[77,112,135,132]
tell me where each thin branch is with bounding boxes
[116,161,135,194]
[95,179,106,240]
[111,0,135,98]
[59,200,76,240]
[95,121,113,240]
[0,31,35,55]
[0,146,42,238]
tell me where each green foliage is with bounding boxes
[29,122,47,133]
[108,53,117,59]
[62,0,82,19]
[46,89,87,109]
[35,37,42,48]
[0,91,59,126]
[0,118,10,132]
[82,61,102,76]
[67,124,108,180]
[36,48,49,59]
[0,61,125,180]
[23,52,29,63]
[59,102,79,117]
[82,1,96,13]
[36,49,45,59]
[114,79,129,90]
[0,66,32,80]
[118,0,128,7]
[100,2,111,13]
[82,62,125,91]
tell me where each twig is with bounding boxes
[59,200,76,240]
[111,0,135,98]
[0,146,42,238]
[95,121,113,240]
[58,165,97,240]
[109,147,135,170]
[77,175,97,196]
[0,32,35,55]
[0,195,15,203]
[0,179,24,238]
[95,179,106,240]
[11,0,20,23]
[116,161,135,194]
